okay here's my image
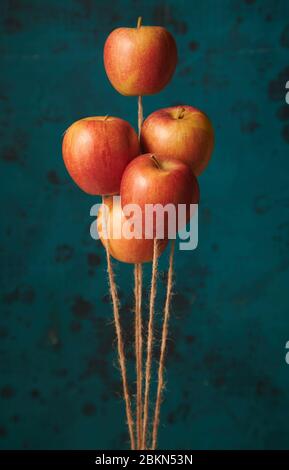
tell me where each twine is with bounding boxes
[103,197,135,450]
[151,240,175,449]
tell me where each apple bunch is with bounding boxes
[62,19,214,261]
[62,17,214,451]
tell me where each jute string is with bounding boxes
[135,93,144,449]
[151,240,175,449]
[102,197,135,450]
[142,238,159,448]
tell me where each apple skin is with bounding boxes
[97,197,168,264]
[120,154,199,237]
[103,25,177,96]
[62,116,140,195]
[140,105,214,175]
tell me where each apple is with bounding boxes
[97,196,168,263]
[103,17,177,96]
[62,116,140,195]
[140,105,214,175]
[120,154,199,238]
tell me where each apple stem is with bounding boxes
[103,115,109,121]
[150,154,161,169]
[137,16,142,29]
[177,107,186,119]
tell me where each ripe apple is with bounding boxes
[103,17,177,96]
[140,105,214,175]
[97,196,168,263]
[120,154,199,238]
[62,116,140,195]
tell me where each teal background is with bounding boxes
[1,0,289,450]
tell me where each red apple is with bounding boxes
[140,105,214,175]
[120,154,199,238]
[97,196,168,263]
[103,18,177,96]
[62,116,140,195]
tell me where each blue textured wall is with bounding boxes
[1,0,289,450]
